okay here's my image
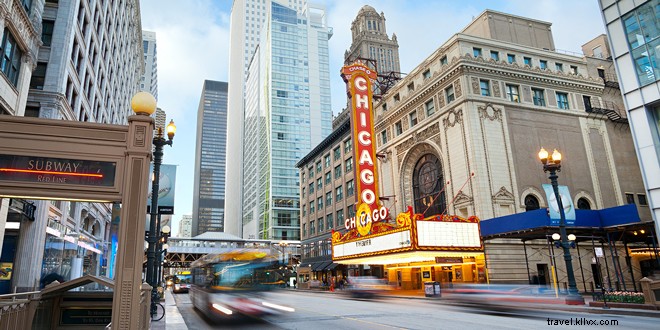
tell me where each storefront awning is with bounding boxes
[312,261,331,271]
[324,263,339,271]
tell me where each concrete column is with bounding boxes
[0,198,8,259]
[11,200,48,292]
[110,114,153,329]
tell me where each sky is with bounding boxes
[139,0,606,236]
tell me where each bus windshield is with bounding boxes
[175,272,192,284]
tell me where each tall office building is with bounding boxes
[178,215,192,238]
[141,30,158,99]
[6,0,144,292]
[192,80,229,236]
[599,0,660,243]
[225,0,308,237]
[241,2,332,240]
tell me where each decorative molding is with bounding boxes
[442,108,463,128]
[453,191,473,206]
[492,80,501,97]
[134,126,146,147]
[493,186,515,203]
[454,78,462,98]
[471,77,479,94]
[477,104,502,122]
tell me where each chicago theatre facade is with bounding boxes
[370,11,652,290]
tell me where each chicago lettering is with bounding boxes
[344,206,389,230]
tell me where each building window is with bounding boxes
[570,65,578,75]
[556,92,569,109]
[412,154,445,215]
[490,51,499,61]
[524,195,540,211]
[302,223,306,237]
[334,165,342,179]
[407,82,415,92]
[625,193,635,204]
[316,178,322,190]
[310,220,315,235]
[409,111,418,127]
[479,80,490,96]
[324,154,330,168]
[347,180,354,196]
[395,121,403,135]
[302,187,305,198]
[555,63,563,72]
[30,62,47,90]
[344,140,352,154]
[308,167,313,178]
[623,1,660,86]
[382,102,387,112]
[336,209,344,225]
[318,217,324,232]
[336,186,343,201]
[277,132,285,140]
[316,161,321,173]
[540,60,548,70]
[302,204,306,216]
[24,105,40,117]
[1,29,23,86]
[309,182,314,193]
[425,99,435,117]
[473,47,482,58]
[532,88,545,106]
[326,192,332,207]
[381,130,387,145]
[327,214,334,230]
[42,20,55,46]
[394,93,400,102]
[524,57,532,66]
[507,54,516,64]
[333,147,341,160]
[506,84,520,102]
[423,69,431,80]
[577,198,591,210]
[21,0,31,12]
[440,55,448,65]
[310,202,315,214]
[638,194,648,206]
[445,85,455,103]
[325,172,331,185]
[345,158,353,172]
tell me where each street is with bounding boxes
[171,290,660,329]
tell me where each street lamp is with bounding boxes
[538,148,584,304]
[157,225,171,286]
[139,91,176,318]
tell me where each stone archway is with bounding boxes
[398,142,444,211]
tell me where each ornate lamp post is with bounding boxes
[144,92,176,316]
[538,148,584,305]
[156,225,171,287]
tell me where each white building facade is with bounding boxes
[225,0,308,237]
[599,0,660,243]
[241,2,332,240]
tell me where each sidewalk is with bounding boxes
[150,289,186,330]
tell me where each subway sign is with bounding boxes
[0,154,116,187]
[341,62,381,234]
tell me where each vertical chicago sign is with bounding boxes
[341,62,388,236]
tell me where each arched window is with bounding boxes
[412,154,446,216]
[524,195,540,211]
[577,197,591,210]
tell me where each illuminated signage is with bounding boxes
[416,221,482,248]
[341,62,381,233]
[0,155,116,187]
[333,229,411,259]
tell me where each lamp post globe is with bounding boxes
[131,92,157,116]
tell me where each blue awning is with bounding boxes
[480,204,641,238]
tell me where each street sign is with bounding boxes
[594,247,604,258]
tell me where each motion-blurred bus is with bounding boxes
[189,248,295,321]
[173,270,192,293]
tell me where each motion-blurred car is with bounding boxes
[346,276,394,298]
[443,284,561,310]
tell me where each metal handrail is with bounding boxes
[0,291,40,301]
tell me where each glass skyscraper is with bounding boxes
[193,80,229,236]
[241,2,332,240]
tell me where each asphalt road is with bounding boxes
[173,289,659,329]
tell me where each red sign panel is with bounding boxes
[341,63,379,217]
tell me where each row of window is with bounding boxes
[302,139,353,181]
[302,204,357,238]
[472,47,579,74]
[302,180,355,214]
[303,159,353,195]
